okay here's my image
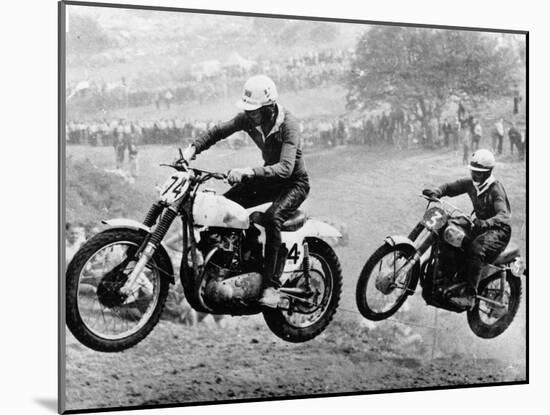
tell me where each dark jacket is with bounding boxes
[437,178,511,228]
[508,127,522,142]
[192,104,307,180]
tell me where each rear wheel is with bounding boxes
[66,229,170,352]
[467,272,522,339]
[263,238,342,343]
[355,243,417,321]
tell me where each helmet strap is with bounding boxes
[472,172,495,195]
[260,104,277,131]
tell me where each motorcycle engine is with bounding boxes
[199,228,263,311]
[424,242,466,307]
[435,243,461,284]
[198,228,241,272]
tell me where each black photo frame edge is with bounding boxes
[57,1,529,413]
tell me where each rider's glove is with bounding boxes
[422,188,441,199]
[227,167,255,185]
[180,145,196,163]
[473,218,490,232]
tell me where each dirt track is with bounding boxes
[65,316,525,411]
[64,145,527,411]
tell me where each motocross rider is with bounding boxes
[180,75,310,308]
[422,149,512,309]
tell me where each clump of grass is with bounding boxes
[66,156,152,225]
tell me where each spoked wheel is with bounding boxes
[263,238,342,343]
[66,229,170,352]
[356,243,417,321]
[467,272,522,339]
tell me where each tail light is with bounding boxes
[510,257,526,277]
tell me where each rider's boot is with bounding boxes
[259,286,281,308]
[449,256,483,310]
[448,284,476,310]
[258,245,285,308]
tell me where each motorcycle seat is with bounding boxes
[282,209,308,232]
[493,240,521,265]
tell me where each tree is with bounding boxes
[309,22,339,43]
[346,27,521,126]
[67,14,114,54]
[279,23,304,45]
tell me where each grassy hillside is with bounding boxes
[68,84,349,121]
[64,143,526,410]
[65,156,154,225]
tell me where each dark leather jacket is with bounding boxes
[192,104,307,180]
[437,178,511,228]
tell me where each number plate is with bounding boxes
[421,207,448,231]
[159,172,189,203]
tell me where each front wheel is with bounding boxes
[467,272,522,339]
[66,229,170,352]
[355,243,417,321]
[263,238,342,343]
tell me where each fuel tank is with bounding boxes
[193,192,250,229]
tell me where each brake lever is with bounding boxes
[419,194,440,203]
[160,160,188,170]
[464,214,475,226]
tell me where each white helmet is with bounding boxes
[236,75,278,111]
[469,149,495,172]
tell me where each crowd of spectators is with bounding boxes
[67,103,527,163]
[68,49,353,111]
[453,102,526,162]
[67,118,210,147]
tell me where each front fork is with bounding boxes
[120,205,177,296]
[391,227,433,282]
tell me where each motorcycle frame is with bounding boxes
[177,174,263,315]
[132,167,330,316]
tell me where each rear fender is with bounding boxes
[300,219,342,239]
[480,259,526,282]
[101,218,175,283]
[479,264,504,282]
[280,219,342,273]
[383,235,421,294]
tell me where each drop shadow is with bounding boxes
[34,398,57,413]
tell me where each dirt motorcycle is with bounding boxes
[66,150,343,352]
[355,195,525,339]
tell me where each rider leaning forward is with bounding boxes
[423,149,512,309]
[180,75,310,308]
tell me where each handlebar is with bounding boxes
[193,168,227,181]
[419,194,474,225]
[160,149,227,182]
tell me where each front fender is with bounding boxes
[384,235,416,250]
[101,218,175,284]
[101,218,151,233]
